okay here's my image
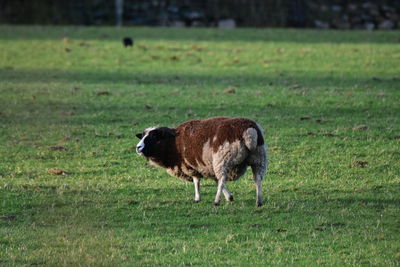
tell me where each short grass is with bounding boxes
[0,26,399,266]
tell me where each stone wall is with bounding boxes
[309,1,400,30]
[0,0,399,29]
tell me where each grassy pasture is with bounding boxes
[0,26,399,265]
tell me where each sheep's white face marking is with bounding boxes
[136,138,146,154]
[136,127,157,155]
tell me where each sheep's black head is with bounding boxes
[136,127,176,157]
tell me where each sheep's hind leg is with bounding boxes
[214,176,227,206]
[222,184,234,201]
[213,157,233,205]
[251,165,265,207]
[213,179,233,203]
[193,177,201,202]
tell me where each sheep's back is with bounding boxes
[175,117,263,172]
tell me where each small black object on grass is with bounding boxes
[123,37,133,47]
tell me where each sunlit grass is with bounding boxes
[0,26,399,265]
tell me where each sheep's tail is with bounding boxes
[243,124,265,151]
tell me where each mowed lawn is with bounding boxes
[0,26,399,265]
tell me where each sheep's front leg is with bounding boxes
[193,177,201,202]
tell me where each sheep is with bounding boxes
[135,117,268,206]
[123,37,133,47]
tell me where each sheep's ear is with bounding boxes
[158,127,177,138]
[136,133,143,139]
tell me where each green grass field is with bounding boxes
[0,26,399,265]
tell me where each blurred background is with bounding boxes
[0,0,399,30]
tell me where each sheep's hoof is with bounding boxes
[214,202,220,206]
[257,202,263,207]
[228,195,234,202]
[193,199,201,203]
